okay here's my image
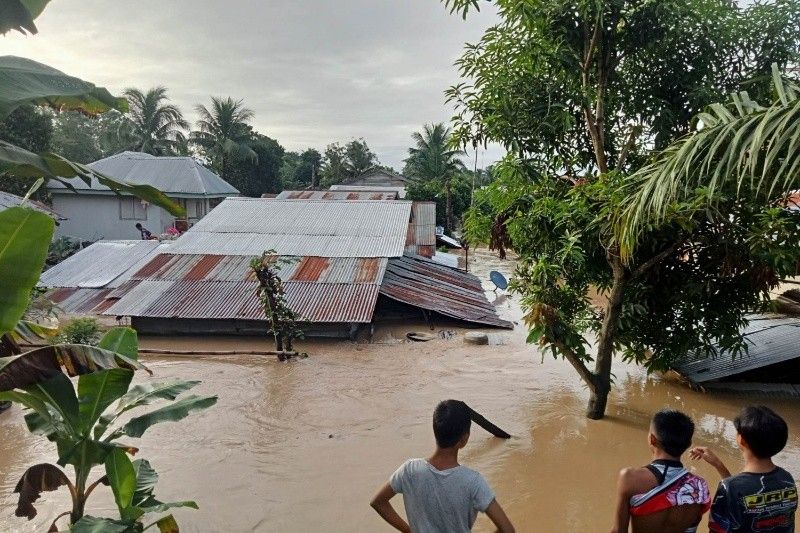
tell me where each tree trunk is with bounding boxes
[586,258,627,419]
[445,178,453,233]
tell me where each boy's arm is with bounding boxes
[370,483,410,533]
[484,499,515,533]
[689,447,732,478]
[611,468,633,533]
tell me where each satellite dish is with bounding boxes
[489,271,508,291]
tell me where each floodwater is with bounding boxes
[2,250,800,532]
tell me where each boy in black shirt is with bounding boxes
[691,405,797,532]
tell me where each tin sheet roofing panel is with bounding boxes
[168,198,412,257]
[674,315,800,383]
[104,280,379,323]
[0,191,65,219]
[380,254,513,329]
[40,240,165,289]
[48,152,239,196]
[329,185,407,198]
[48,288,114,314]
[276,190,398,200]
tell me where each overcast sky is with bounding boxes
[3,0,503,170]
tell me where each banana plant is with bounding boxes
[0,327,217,532]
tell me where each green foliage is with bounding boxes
[447,0,800,418]
[0,105,52,197]
[50,110,134,164]
[403,123,466,232]
[123,87,188,156]
[56,317,101,346]
[46,236,82,268]
[280,148,322,189]
[190,96,256,180]
[406,173,472,228]
[226,133,286,196]
[0,328,216,530]
[320,139,377,187]
[617,67,800,257]
[0,0,52,35]
[0,206,53,336]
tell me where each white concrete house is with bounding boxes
[49,152,239,241]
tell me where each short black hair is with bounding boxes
[652,409,695,457]
[135,223,142,229]
[734,405,788,459]
[433,400,471,448]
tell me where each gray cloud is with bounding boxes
[4,0,504,169]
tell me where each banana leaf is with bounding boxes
[0,344,150,392]
[0,56,127,119]
[0,206,53,336]
[0,0,50,35]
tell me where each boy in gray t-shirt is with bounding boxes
[370,400,515,533]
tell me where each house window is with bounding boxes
[195,200,207,218]
[119,197,147,220]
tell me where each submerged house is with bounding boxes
[673,315,800,397]
[48,151,239,241]
[40,198,510,337]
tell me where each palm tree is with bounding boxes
[404,123,466,232]
[123,87,188,155]
[616,65,800,257]
[190,97,256,179]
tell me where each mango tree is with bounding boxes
[446,0,800,418]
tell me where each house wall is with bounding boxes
[52,195,223,241]
[52,194,166,241]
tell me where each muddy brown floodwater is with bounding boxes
[2,250,800,532]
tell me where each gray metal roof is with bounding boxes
[39,240,167,289]
[329,185,407,198]
[674,315,800,383]
[0,191,65,219]
[47,151,239,197]
[167,198,413,257]
[343,167,410,184]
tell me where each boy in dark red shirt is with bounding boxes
[691,406,797,532]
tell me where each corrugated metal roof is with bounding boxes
[0,191,65,219]
[408,201,436,250]
[40,240,166,289]
[48,151,239,197]
[343,167,410,184]
[380,254,513,329]
[329,185,407,198]
[127,253,386,285]
[275,190,398,200]
[48,287,115,314]
[104,280,379,323]
[674,315,800,383]
[104,253,387,323]
[168,198,413,257]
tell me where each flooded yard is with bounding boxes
[2,251,799,532]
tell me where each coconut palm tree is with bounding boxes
[123,87,188,155]
[190,97,257,180]
[616,65,800,257]
[404,123,466,232]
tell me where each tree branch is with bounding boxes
[550,339,597,392]
[631,243,680,279]
[616,124,642,170]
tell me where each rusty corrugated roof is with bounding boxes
[380,254,513,329]
[276,190,398,200]
[104,280,379,323]
[104,253,388,323]
[49,287,115,315]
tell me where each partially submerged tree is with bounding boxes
[446,0,800,418]
[250,251,303,355]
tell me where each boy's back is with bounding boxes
[710,466,797,532]
[390,458,495,533]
